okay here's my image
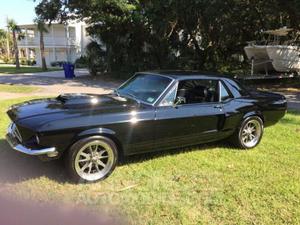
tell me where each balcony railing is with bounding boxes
[18,36,77,47]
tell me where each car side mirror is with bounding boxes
[173,96,186,107]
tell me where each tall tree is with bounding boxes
[6,19,22,69]
[35,19,49,71]
[35,0,300,74]
[0,29,7,55]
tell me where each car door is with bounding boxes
[154,79,225,150]
[115,105,156,155]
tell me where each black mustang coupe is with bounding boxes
[6,71,286,182]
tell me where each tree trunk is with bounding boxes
[12,31,20,69]
[6,31,10,58]
[40,31,47,71]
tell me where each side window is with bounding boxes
[160,85,177,106]
[176,79,219,104]
[224,79,248,97]
[219,81,232,102]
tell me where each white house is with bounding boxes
[18,21,91,66]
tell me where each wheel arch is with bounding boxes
[242,111,265,124]
[67,128,124,159]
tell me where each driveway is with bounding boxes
[0,69,120,99]
[280,91,300,111]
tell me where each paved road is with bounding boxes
[0,68,91,78]
[279,91,300,111]
[0,71,299,111]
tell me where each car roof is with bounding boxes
[139,70,232,80]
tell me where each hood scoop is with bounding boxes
[57,93,94,102]
[56,93,129,108]
[57,93,107,106]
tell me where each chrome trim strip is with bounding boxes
[153,79,176,106]
[137,72,176,81]
[158,81,178,107]
[219,80,222,102]
[6,123,56,156]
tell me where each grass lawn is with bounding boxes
[0,97,299,224]
[0,64,61,74]
[0,84,39,93]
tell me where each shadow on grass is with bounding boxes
[0,137,235,184]
[281,117,300,125]
[120,141,234,166]
[0,139,67,184]
[287,110,300,116]
[280,112,300,125]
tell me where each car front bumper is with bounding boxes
[6,123,58,157]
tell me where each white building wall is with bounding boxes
[18,22,91,66]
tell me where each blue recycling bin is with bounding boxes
[63,63,75,79]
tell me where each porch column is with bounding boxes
[51,26,56,61]
[25,48,29,60]
[24,28,29,60]
[65,24,70,62]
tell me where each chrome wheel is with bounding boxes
[240,119,262,148]
[74,140,115,181]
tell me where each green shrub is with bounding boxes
[0,56,35,66]
[50,61,65,67]
[85,41,107,76]
[9,58,16,64]
[26,59,36,66]
[75,56,87,68]
[1,56,10,64]
[20,58,27,65]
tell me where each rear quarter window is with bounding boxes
[224,79,249,97]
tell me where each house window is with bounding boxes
[27,29,35,38]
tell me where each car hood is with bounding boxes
[7,93,138,123]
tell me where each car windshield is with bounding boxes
[117,74,172,104]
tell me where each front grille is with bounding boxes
[11,123,22,143]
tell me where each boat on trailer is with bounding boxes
[244,28,300,75]
[244,44,274,73]
[266,45,300,74]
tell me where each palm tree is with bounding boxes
[35,19,49,71]
[7,19,22,69]
[0,29,6,55]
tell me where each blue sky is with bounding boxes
[0,0,38,29]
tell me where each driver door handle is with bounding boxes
[214,105,223,111]
[214,105,223,109]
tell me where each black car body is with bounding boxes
[6,71,287,182]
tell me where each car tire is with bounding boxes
[65,136,118,183]
[230,116,264,149]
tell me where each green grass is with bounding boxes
[0,97,300,224]
[0,64,61,74]
[0,84,39,93]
